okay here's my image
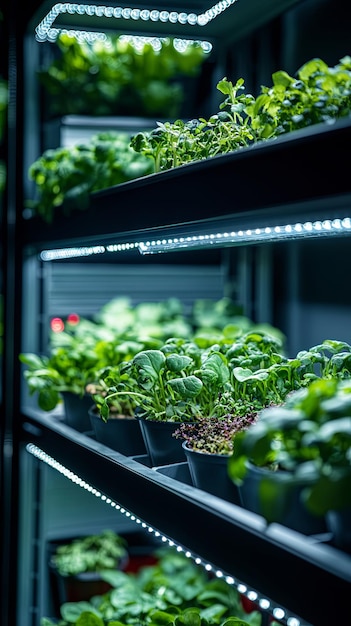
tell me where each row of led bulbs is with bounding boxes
[39,217,351,261]
[36,0,238,41]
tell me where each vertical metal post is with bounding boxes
[1,4,23,625]
[254,245,273,324]
[237,247,254,319]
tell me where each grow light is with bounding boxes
[38,217,351,261]
[25,442,306,626]
[138,217,351,254]
[35,0,238,43]
[39,242,140,260]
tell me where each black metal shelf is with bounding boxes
[22,117,351,254]
[21,409,351,626]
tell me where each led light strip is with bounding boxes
[35,1,238,43]
[39,217,351,261]
[40,242,139,260]
[39,27,213,51]
[25,441,305,626]
[138,217,351,254]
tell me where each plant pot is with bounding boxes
[50,567,115,604]
[61,392,92,432]
[238,462,327,535]
[182,442,241,504]
[49,545,129,607]
[89,406,146,456]
[326,508,351,553]
[136,416,191,466]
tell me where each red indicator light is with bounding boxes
[51,317,65,333]
[67,313,80,325]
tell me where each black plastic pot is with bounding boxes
[50,566,115,605]
[136,417,190,466]
[238,462,327,535]
[326,508,351,553]
[61,392,92,432]
[89,406,146,456]
[182,442,241,504]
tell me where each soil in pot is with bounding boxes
[89,406,147,456]
[183,442,241,504]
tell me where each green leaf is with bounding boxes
[200,353,230,386]
[297,58,329,81]
[100,569,130,587]
[19,352,48,368]
[313,417,351,440]
[60,602,100,622]
[305,471,351,515]
[272,70,294,87]
[167,376,203,399]
[133,350,166,382]
[199,603,228,621]
[149,608,181,625]
[232,367,253,382]
[222,617,252,626]
[166,354,193,373]
[38,388,60,411]
[76,612,104,626]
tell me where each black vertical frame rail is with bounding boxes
[21,412,351,626]
[1,3,24,626]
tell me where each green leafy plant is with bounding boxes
[97,330,289,424]
[228,375,351,517]
[19,343,102,412]
[131,56,351,173]
[98,340,235,423]
[86,364,139,419]
[30,57,351,222]
[19,297,193,412]
[95,296,193,342]
[42,548,262,626]
[51,530,128,576]
[248,55,351,139]
[131,77,256,172]
[190,298,284,344]
[27,131,154,222]
[173,337,351,456]
[39,33,207,119]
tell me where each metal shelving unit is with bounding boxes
[2,1,351,625]
[18,115,351,625]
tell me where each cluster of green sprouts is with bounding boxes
[131,56,351,173]
[95,336,351,442]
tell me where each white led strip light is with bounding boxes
[35,1,239,43]
[39,217,351,261]
[25,441,304,626]
[138,217,351,254]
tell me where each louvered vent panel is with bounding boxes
[46,264,227,318]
